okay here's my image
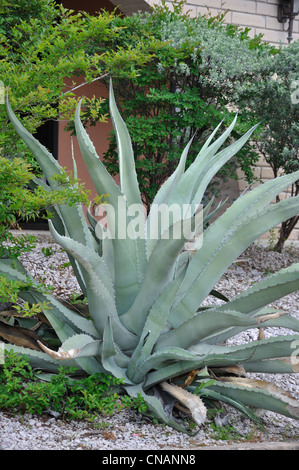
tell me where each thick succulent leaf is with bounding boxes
[144,351,243,390]
[86,206,98,232]
[196,118,225,156]
[109,79,143,210]
[154,309,263,351]
[170,195,299,327]
[208,378,299,420]
[101,317,133,384]
[45,207,87,296]
[4,340,103,376]
[243,357,299,374]
[146,335,299,390]
[189,335,299,363]
[26,290,100,339]
[48,220,115,300]
[124,384,191,433]
[173,169,299,320]
[193,384,262,424]
[0,262,110,376]
[58,202,97,250]
[0,257,29,275]
[37,334,102,360]
[202,198,228,227]
[218,263,299,315]
[75,98,123,201]
[203,309,299,346]
[146,137,194,258]
[150,137,193,208]
[145,117,246,257]
[213,168,299,236]
[3,344,77,372]
[54,204,97,253]
[136,347,204,379]
[0,260,98,338]
[126,272,184,382]
[6,94,95,250]
[48,221,137,350]
[37,333,111,375]
[120,217,193,335]
[174,250,192,278]
[75,100,144,312]
[109,80,147,277]
[166,115,239,209]
[190,123,260,206]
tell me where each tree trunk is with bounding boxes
[274,215,299,252]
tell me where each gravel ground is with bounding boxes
[1,233,299,450]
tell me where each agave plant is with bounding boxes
[1,80,299,432]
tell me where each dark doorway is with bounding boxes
[34,119,59,161]
[34,121,58,160]
[19,119,59,231]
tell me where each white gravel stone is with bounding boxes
[0,235,298,450]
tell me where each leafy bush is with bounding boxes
[0,0,149,170]
[0,148,90,323]
[1,0,278,210]
[243,39,299,251]
[99,1,277,208]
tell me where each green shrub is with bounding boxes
[242,40,299,251]
[99,0,277,207]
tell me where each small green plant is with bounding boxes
[209,422,247,442]
[69,293,88,306]
[0,351,147,422]
[267,228,278,251]
[41,246,56,257]
[263,267,274,277]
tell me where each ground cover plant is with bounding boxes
[0,350,147,424]
[1,81,299,433]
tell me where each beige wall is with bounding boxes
[147,0,299,45]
